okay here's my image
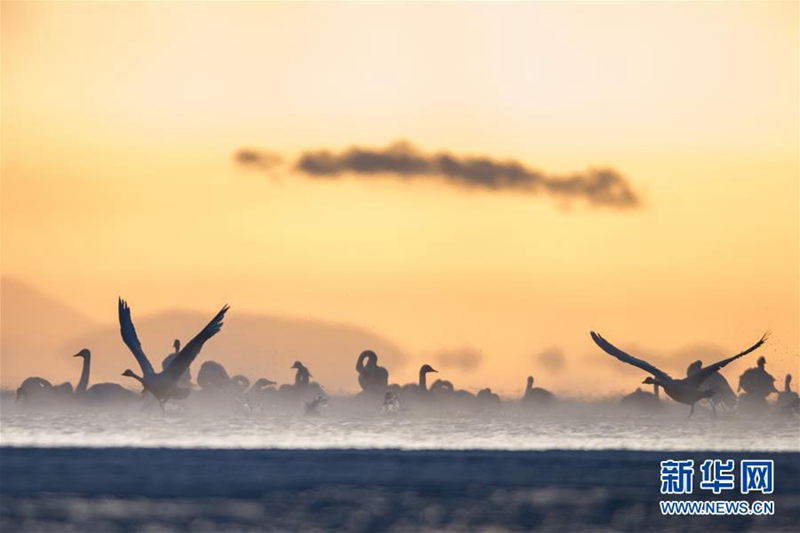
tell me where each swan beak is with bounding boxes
[72,352,82,357]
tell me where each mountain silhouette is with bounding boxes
[1,277,409,391]
[1,277,99,384]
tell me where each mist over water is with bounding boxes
[3,399,798,452]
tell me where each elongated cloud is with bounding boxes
[236,141,641,208]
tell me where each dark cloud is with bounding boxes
[436,347,483,372]
[236,141,641,208]
[535,347,567,373]
[235,148,283,170]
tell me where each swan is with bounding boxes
[591,331,767,417]
[118,298,229,411]
[15,377,55,404]
[476,387,501,410]
[686,359,737,410]
[400,364,437,394]
[162,339,192,388]
[395,364,438,409]
[291,361,311,387]
[621,383,660,411]
[522,376,556,406]
[738,356,779,397]
[193,361,258,411]
[278,362,324,404]
[15,375,74,405]
[72,349,139,404]
[197,360,232,391]
[245,378,278,410]
[231,375,251,395]
[356,350,389,393]
[429,379,476,411]
[777,374,800,415]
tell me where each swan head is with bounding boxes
[73,348,91,358]
[231,375,250,391]
[359,350,378,366]
[686,360,702,376]
[420,364,437,374]
[173,339,181,350]
[757,356,766,369]
[642,376,659,386]
[291,361,304,370]
[527,376,534,387]
[121,369,140,379]
[253,378,277,388]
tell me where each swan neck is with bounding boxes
[419,369,428,391]
[653,382,660,399]
[356,353,367,372]
[76,354,90,393]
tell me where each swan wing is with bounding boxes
[689,332,769,387]
[118,298,155,376]
[164,305,229,382]
[590,331,672,381]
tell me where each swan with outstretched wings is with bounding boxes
[590,331,768,416]
[119,298,229,411]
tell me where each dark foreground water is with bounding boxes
[2,447,798,532]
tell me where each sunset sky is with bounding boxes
[2,1,798,396]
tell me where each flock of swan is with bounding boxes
[11,300,800,418]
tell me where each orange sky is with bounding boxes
[1,1,798,396]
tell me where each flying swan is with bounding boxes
[590,331,767,417]
[118,298,229,411]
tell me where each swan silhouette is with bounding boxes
[16,350,136,406]
[401,364,437,393]
[523,376,556,406]
[591,331,767,417]
[686,359,737,410]
[194,361,258,411]
[15,377,58,404]
[356,350,389,393]
[246,378,278,410]
[476,387,501,410]
[162,339,192,388]
[197,360,232,391]
[738,356,779,397]
[394,364,438,409]
[621,382,660,411]
[118,298,229,411]
[777,374,800,415]
[429,379,477,410]
[73,349,139,403]
[291,361,311,387]
[278,361,324,404]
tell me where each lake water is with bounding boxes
[3,396,799,531]
[2,403,798,451]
